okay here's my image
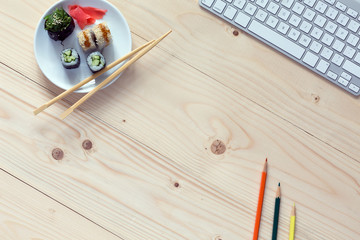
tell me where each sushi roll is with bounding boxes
[87,51,106,72]
[61,48,80,69]
[77,29,97,52]
[44,8,75,41]
[92,22,112,49]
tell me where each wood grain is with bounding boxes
[0,170,122,240]
[0,0,359,160]
[0,0,359,239]
[1,62,360,239]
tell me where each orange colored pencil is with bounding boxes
[253,158,268,240]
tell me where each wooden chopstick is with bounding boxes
[59,29,172,120]
[33,39,155,115]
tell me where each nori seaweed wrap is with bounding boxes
[44,8,75,41]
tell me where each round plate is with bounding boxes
[34,0,132,93]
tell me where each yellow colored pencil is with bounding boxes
[289,203,296,240]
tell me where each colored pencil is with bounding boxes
[271,183,281,240]
[253,158,267,240]
[289,203,296,240]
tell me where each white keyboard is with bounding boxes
[200,0,360,96]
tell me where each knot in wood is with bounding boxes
[311,94,320,103]
[82,140,93,150]
[211,140,226,155]
[52,148,64,160]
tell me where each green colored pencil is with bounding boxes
[272,183,281,240]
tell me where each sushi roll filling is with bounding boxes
[90,55,104,66]
[62,49,76,63]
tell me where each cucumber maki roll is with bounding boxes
[87,51,106,72]
[44,8,75,41]
[61,48,80,69]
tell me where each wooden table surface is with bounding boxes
[1,0,360,239]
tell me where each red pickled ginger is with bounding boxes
[68,5,107,29]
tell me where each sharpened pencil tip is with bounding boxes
[278,182,280,186]
[266,158,268,162]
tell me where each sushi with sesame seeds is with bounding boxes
[44,8,75,41]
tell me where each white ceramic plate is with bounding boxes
[34,0,132,93]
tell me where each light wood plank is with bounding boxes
[1,60,360,239]
[0,170,122,240]
[1,0,358,160]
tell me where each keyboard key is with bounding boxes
[248,20,305,59]
[213,0,226,13]
[347,34,359,46]
[277,22,290,34]
[267,2,279,14]
[234,12,251,27]
[255,9,268,21]
[327,71,337,80]
[314,15,327,27]
[224,5,238,19]
[202,0,215,7]
[347,20,360,32]
[332,53,344,66]
[325,21,337,33]
[304,8,316,21]
[321,47,333,60]
[335,27,348,40]
[316,59,330,73]
[256,0,269,8]
[310,41,322,53]
[310,27,323,39]
[281,0,294,8]
[292,2,305,15]
[354,53,360,64]
[332,39,345,52]
[338,77,349,86]
[303,51,319,67]
[326,7,339,19]
[245,3,257,15]
[304,0,316,7]
[289,15,301,27]
[234,0,246,9]
[299,35,311,47]
[266,16,279,28]
[343,46,356,58]
[315,1,327,13]
[349,83,360,93]
[343,60,360,77]
[321,33,334,46]
[346,8,358,18]
[288,28,301,41]
[279,8,291,21]
[335,1,346,11]
[300,21,312,33]
[341,72,352,80]
[325,0,335,5]
[337,13,349,26]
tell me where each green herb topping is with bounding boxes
[44,8,72,32]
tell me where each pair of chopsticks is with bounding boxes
[33,29,172,119]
